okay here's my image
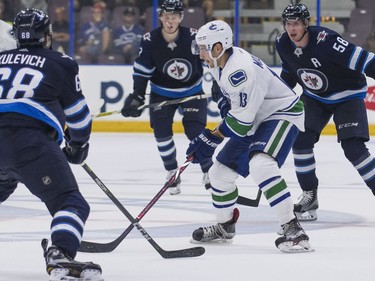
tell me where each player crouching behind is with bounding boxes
[4,9,104,281]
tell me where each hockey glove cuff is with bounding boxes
[217,96,230,118]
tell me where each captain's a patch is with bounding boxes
[229,70,247,87]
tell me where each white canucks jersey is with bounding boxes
[0,20,17,52]
[212,47,304,138]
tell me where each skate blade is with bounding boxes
[169,187,181,195]
[49,268,103,281]
[278,240,315,253]
[295,210,317,221]
[190,238,233,245]
[81,269,104,281]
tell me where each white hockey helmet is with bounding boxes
[196,20,233,53]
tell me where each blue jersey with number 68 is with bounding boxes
[276,26,375,104]
[0,46,91,144]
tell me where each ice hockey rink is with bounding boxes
[0,132,374,281]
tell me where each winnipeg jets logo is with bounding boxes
[276,33,283,43]
[168,41,177,50]
[163,59,192,81]
[297,68,328,92]
[143,32,151,42]
[317,31,328,44]
[190,28,197,36]
[294,47,303,57]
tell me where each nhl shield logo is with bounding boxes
[42,176,52,185]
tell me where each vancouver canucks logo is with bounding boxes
[209,23,218,30]
[297,68,328,93]
[229,70,247,87]
[163,58,192,81]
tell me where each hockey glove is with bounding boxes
[186,129,223,164]
[121,93,145,117]
[63,142,89,164]
[217,96,230,118]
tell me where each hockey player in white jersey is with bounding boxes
[186,20,313,252]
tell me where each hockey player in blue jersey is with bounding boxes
[186,20,313,253]
[121,0,211,195]
[276,3,375,221]
[0,9,103,281]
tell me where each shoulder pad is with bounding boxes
[316,30,329,44]
[190,28,198,36]
[275,31,287,43]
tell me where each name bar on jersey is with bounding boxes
[0,54,46,68]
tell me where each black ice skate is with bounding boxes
[191,208,239,244]
[294,188,319,221]
[275,218,314,253]
[42,239,103,281]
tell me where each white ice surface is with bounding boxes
[0,133,374,281]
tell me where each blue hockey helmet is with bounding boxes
[282,3,310,24]
[159,0,184,16]
[12,8,52,47]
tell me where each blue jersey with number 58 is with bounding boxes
[0,46,91,144]
[276,26,375,104]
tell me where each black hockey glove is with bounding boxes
[186,129,223,164]
[121,93,145,117]
[63,142,89,164]
[63,129,90,164]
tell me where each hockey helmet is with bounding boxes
[159,0,184,15]
[282,3,310,24]
[12,8,52,47]
[195,20,233,52]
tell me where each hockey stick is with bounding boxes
[91,93,211,118]
[236,189,262,207]
[79,157,204,258]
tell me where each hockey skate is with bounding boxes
[275,218,314,253]
[166,169,181,195]
[42,239,103,281]
[191,208,239,244]
[202,172,212,190]
[294,188,318,221]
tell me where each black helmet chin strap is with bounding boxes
[296,29,308,42]
[296,20,308,42]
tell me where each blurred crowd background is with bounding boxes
[1,0,374,66]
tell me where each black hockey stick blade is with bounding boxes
[79,227,129,253]
[159,246,205,259]
[236,189,262,207]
